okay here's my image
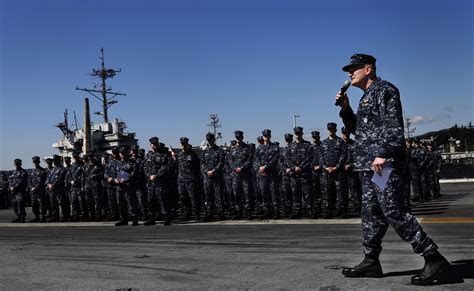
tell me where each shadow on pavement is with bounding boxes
[383,259,474,285]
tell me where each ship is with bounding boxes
[52,48,138,157]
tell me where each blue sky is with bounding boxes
[1,0,472,170]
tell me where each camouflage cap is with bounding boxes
[261,129,271,136]
[14,158,22,165]
[257,136,264,143]
[284,133,293,140]
[234,130,244,138]
[52,154,61,161]
[32,156,41,162]
[206,132,215,141]
[342,54,376,72]
[45,158,53,163]
[149,137,159,145]
[327,122,337,131]
[293,126,303,135]
[180,137,189,144]
[311,130,320,137]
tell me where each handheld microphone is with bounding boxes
[335,80,351,106]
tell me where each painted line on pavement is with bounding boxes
[420,217,474,224]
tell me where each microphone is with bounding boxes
[335,80,351,106]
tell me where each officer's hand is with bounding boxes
[258,166,266,173]
[372,157,387,174]
[295,166,301,174]
[107,177,113,183]
[285,168,291,174]
[150,175,156,181]
[336,91,349,110]
[314,166,320,172]
[235,167,241,173]
[207,170,214,177]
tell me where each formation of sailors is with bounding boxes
[1,124,441,225]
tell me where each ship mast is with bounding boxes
[75,48,126,123]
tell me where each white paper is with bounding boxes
[117,170,130,180]
[371,166,393,191]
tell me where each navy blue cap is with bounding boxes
[311,130,320,137]
[149,137,159,145]
[32,156,40,162]
[14,158,22,164]
[180,137,189,144]
[327,122,337,131]
[262,129,271,136]
[257,136,264,143]
[293,126,303,134]
[342,54,376,72]
[234,130,244,138]
[284,133,293,140]
[206,132,215,140]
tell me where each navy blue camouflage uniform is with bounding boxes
[46,164,70,220]
[311,138,324,212]
[279,141,293,214]
[176,147,202,218]
[321,134,347,214]
[341,136,362,213]
[66,161,88,219]
[9,166,28,220]
[82,160,104,219]
[253,140,280,214]
[144,149,171,221]
[200,144,226,215]
[29,165,48,219]
[340,77,438,258]
[115,158,140,221]
[289,139,314,215]
[104,157,120,219]
[228,141,254,214]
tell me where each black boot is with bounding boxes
[131,217,139,226]
[411,252,451,285]
[340,208,348,219]
[29,217,40,223]
[11,217,21,223]
[163,215,171,226]
[342,255,383,278]
[323,210,333,219]
[259,210,273,220]
[114,220,128,226]
[290,210,302,219]
[143,219,156,226]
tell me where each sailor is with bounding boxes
[66,152,86,221]
[29,156,48,222]
[8,159,28,223]
[321,122,348,218]
[131,145,148,220]
[253,129,280,219]
[310,130,324,216]
[200,132,226,222]
[337,53,451,284]
[288,127,314,219]
[46,155,70,222]
[114,146,140,226]
[279,133,294,216]
[228,130,254,220]
[104,147,120,221]
[176,137,202,220]
[144,137,172,226]
[341,127,362,215]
